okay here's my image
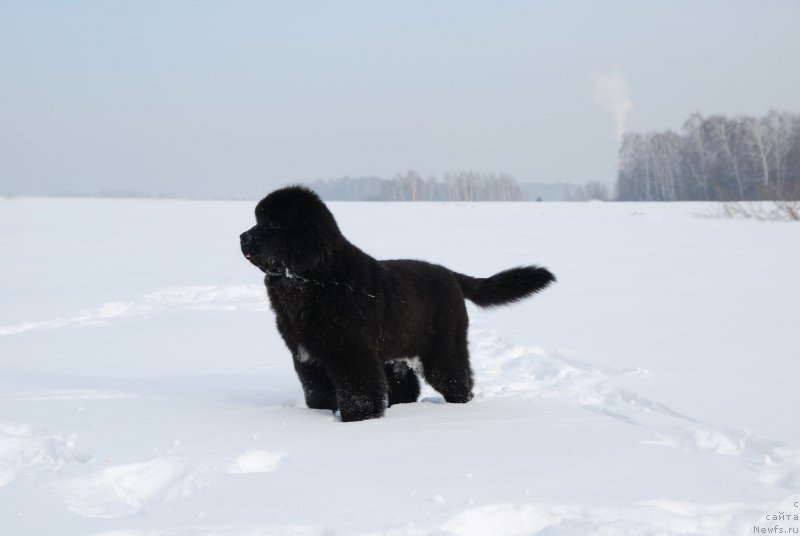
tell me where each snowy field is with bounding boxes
[1,198,799,535]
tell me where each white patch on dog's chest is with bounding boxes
[296,345,315,364]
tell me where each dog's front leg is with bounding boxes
[326,353,388,422]
[293,353,338,412]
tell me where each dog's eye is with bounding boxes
[269,221,281,229]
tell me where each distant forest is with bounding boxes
[307,173,608,202]
[617,111,800,201]
[309,172,526,201]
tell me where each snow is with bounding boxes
[1,197,799,535]
[227,450,287,474]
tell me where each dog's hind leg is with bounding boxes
[422,350,474,403]
[421,309,474,404]
[386,361,420,405]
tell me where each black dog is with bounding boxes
[240,186,555,422]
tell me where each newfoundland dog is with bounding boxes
[240,186,555,422]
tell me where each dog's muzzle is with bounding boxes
[240,231,254,259]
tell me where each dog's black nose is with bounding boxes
[240,232,252,246]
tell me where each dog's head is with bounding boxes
[240,186,343,274]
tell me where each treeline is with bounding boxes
[617,111,800,201]
[308,171,524,201]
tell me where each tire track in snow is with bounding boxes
[56,456,194,518]
[0,423,92,488]
[470,329,800,491]
[437,499,776,536]
[54,448,289,519]
[0,285,269,336]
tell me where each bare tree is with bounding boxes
[681,113,712,200]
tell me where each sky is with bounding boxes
[1,1,798,199]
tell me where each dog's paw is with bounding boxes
[338,392,386,422]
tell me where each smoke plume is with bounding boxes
[593,74,633,144]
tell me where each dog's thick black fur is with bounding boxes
[240,186,555,422]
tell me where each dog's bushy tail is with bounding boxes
[455,266,555,308]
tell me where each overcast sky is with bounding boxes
[1,1,798,198]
